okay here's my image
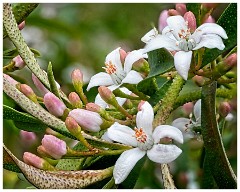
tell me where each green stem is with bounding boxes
[124,84,149,100]
[113,88,142,100]
[201,81,237,188]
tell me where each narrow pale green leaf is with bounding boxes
[147,48,174,78]
[202,3,237,66]
[47,62,61,98]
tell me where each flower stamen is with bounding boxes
[134,127,147,143]
[102,61,117,75]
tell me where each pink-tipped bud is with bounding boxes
[192,75,205,87]
[224,53,237,68]
[168,9,180,16]
[12,55,25,69]
[71,69,84,86]
[86,102,102,113]
[175,4,187,16]
[68,92,83,108]
[20,130,37,146]
[184,11,197,32]
[44,92,67,117]
[3,74,18,86]
[65,116,81,136]
[219,102,232,118]
[138,100,146,111]
[98,86,117,105]
[204,15,215,23]
[23,152,44,169]
[32,73,50,96]
[158,10,169,32]
[18,21,25,30]
[119,48,127,64]
[202,3,218,9]
[19,84,38,102]
[68,109,102,132]
[37,145,50,157]
[41,134,67,159]
[182,102,194,115]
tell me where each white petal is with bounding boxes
[124,49,144,73]
[166,16,188,40]
[101,131,113,142]
[86,72,113,91]
[193,99,201,122]
[147,144,182,164]
[194,23,228,39]
[121,70,143,84]
[113,148,146,184]
[172,118,191,132]
[136,102,154,135]
[144,35,180,53]
[174,51,192,80]
[107,122,137,147]
[152,125,183,144]
[115,87,132,106]
[193,34,225,50]
[95,94,108,109]
[105,47,123,71]
[141,28,158,43]
[162,26,177,41]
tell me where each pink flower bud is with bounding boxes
[20,130,37,146]
[98,86,116,104]
[138,100,146,111]
[18,21,25,30]
[219,102,232,118]
[86,102,102,113]
[224,53,237,68]
[19,84,37,102]
[37,145,50,157]
[32,73,50,96]
[202,3,218,9]
[182,102,194,115]
[68,109,102,132]
[12,55,25,69]
[159,10,169,32]
[68,92,82,108]
[41,134,67,159]
[175,4,187,16]
[71,69,84,85]
[3,74,18,86]
[204,15,215,23]
[192,75,205,87]
[65,116,81,135]
[44,92,67,117]
[119,48,127,64]
[23,152,44,169]
[168,9,180,16]
[184,11,197,32]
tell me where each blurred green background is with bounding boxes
[3,3,236,189]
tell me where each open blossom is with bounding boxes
[106,102,183,184]
[172,100,201,140]
[95,87,132,109]
[143,15,228,80]
[86,47,145,91]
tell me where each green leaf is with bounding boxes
[47,62,61,98]
[3,147,22,173]
[137,77,158,96]
[186,3,201,26]
[14,121,47,132]
[147,48,174,78]
[55,159,85,171]
[202,3,237,66]
[3,47,41,59]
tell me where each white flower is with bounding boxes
[172,99,201,140]
[143,15,228,80]
[107,102,183,184]
[86,47,145,91]
[95,87,132,109]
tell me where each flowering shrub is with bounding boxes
[3,3,237,189]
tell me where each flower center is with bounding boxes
[103,61,126,85]
[134,127,154,151]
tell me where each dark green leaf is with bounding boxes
[137,77,158,96]
[13,121,47,132]
[202,3,237,66]
[147,48,174,78]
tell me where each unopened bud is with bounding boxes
[68,109,102,132]
[184,11,197,32]
[20,130,37,146]
[202,3,218,9]
[3,74,18,86]
[158,10,169,32]
[71,69,84,86]
[12,55,25,69]
[182,102,194,115]
[132,58,150,77]
[98,86,118,106]
[138,100,146,111]
[44,92,67,117]
[219,102,232,118]
[204,15,215,23]
[224,53,237,68]
[168,9,180,16]
[175,4,187,16]
[192,74,205,87]
[37,145,51,157]
[23,152,55,170]
[18,21,25,30]
[65,116,81,136]
[32,73,50,96]
[18,84,38,103]
[68,92,83,108]
[41,134,67,159]
[119,48,127,64]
